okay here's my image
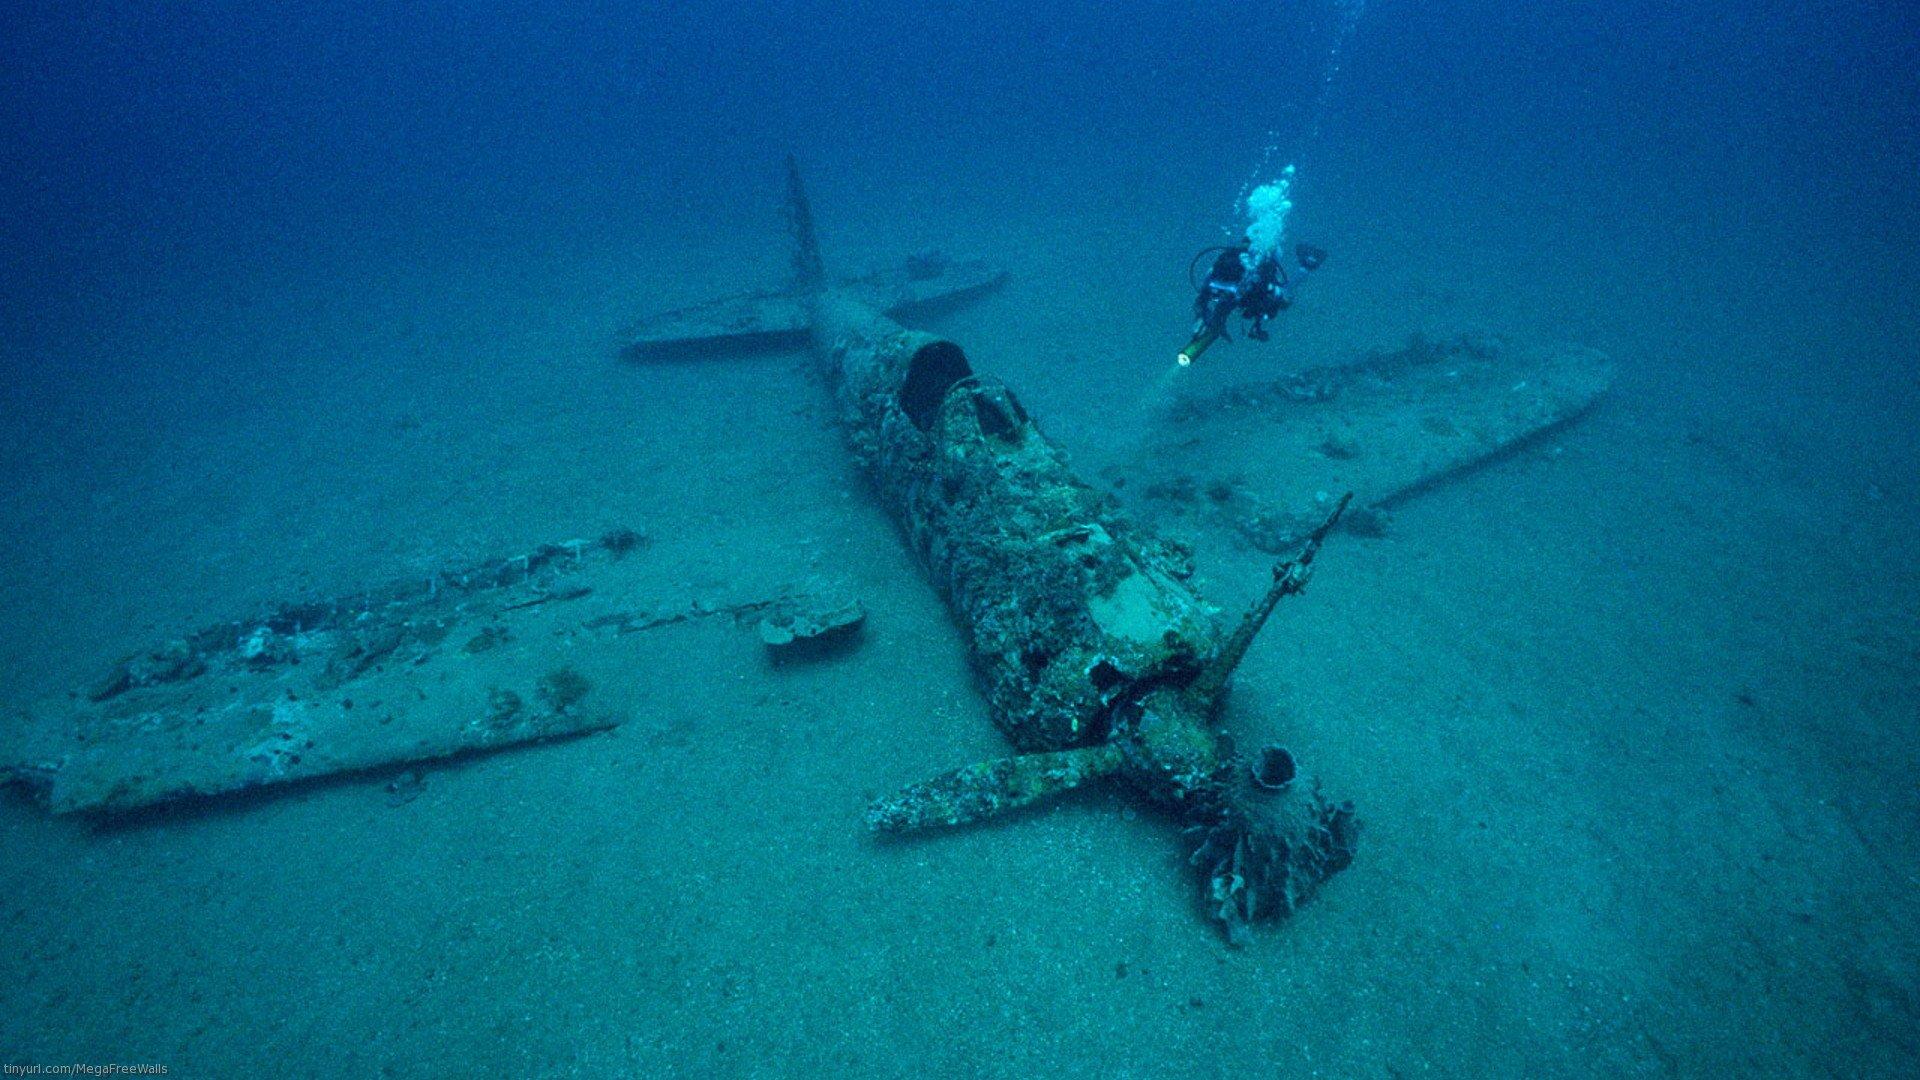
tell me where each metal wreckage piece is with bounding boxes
[782,161,1355,943]
[0,528,848,816]
[0,535,641,814]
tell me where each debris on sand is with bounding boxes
[757,584,866,648]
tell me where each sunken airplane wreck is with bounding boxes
[763,160,1360,943]
[0,161,1609,944]
[629,160,1610,942]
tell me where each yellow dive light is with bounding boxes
[1177,326,1221,367]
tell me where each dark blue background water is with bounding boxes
[6,1,1916,416]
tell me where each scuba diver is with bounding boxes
[1178,239,1326,366]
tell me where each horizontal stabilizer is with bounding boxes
[622,257,1008,360]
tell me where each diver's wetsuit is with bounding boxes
[1194,245,1290,343]
[1179,242,1326,365]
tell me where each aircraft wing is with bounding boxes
[1120,333,1615,551]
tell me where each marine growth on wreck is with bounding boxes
[787,160,1357,943]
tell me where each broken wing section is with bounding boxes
[0,536,652,814]
[0,531,820,815]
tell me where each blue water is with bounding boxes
[3,2,1917,1075]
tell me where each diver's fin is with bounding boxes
[867,744,1125,832]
